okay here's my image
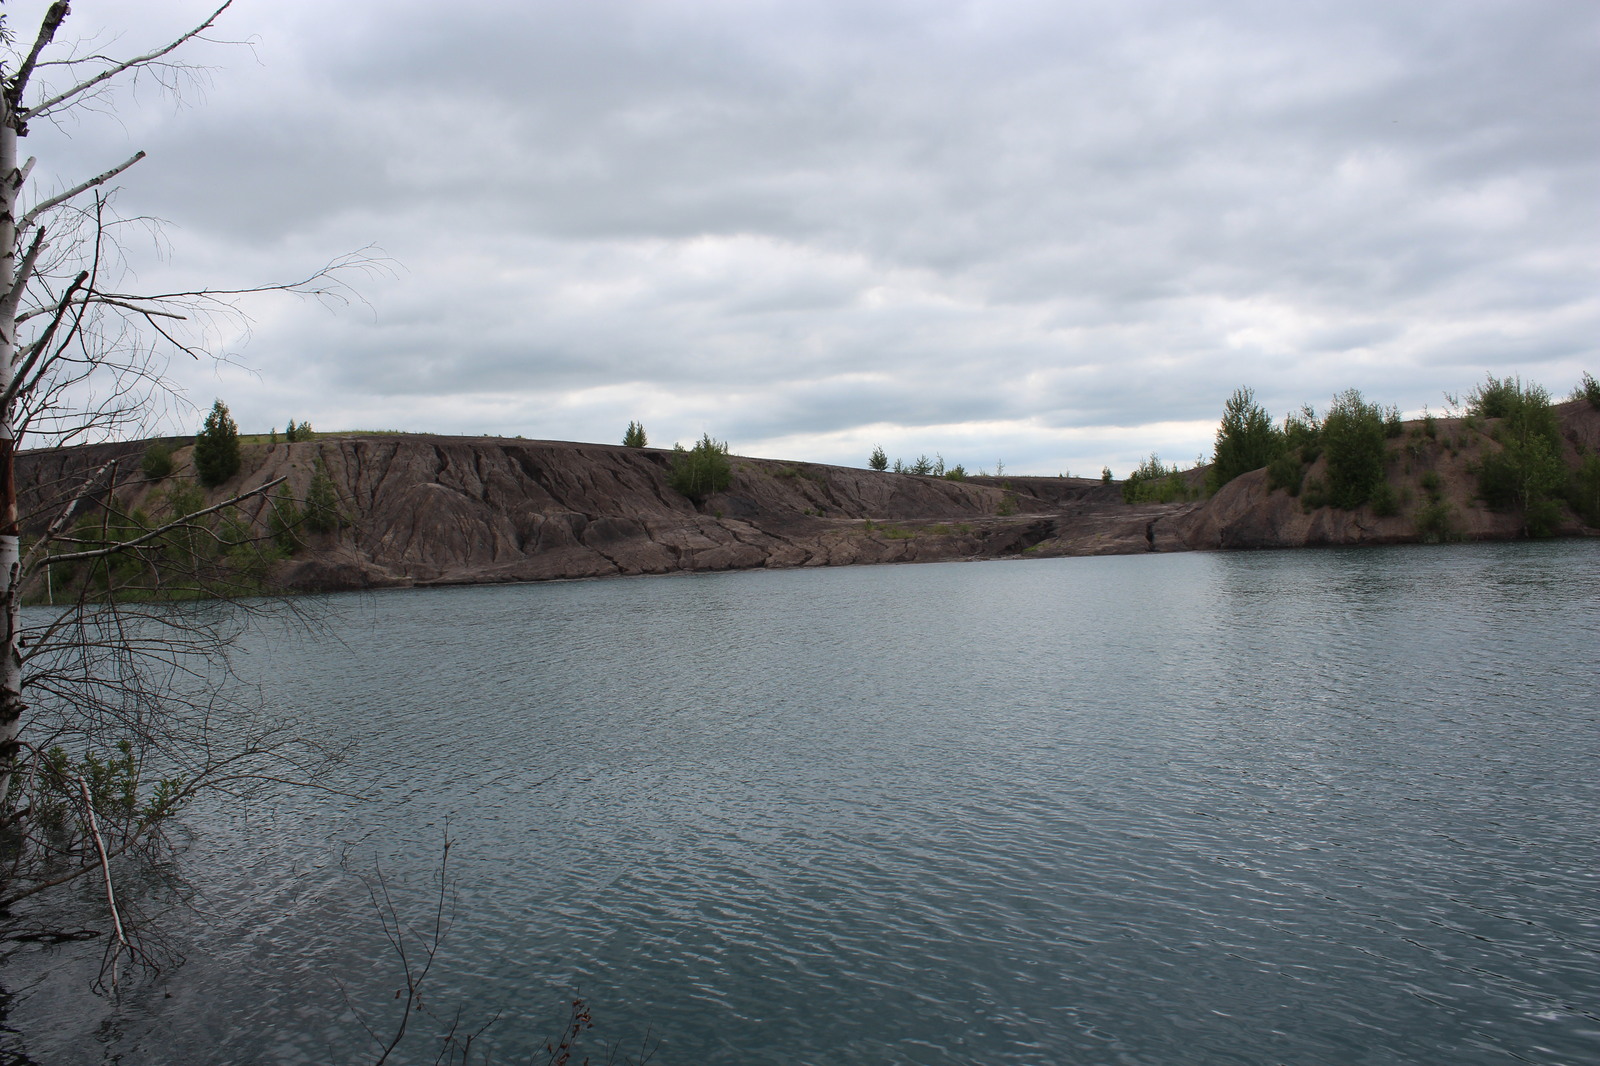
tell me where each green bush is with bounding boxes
[1370,481,1400,517]
[668,434,732,501]
[1207,386,1281,493]
[1267,452,1304,496]
[1415,500,1459,543]
[1123,454,1199,504]
[303,461,345,533]
[944,464,967,481]
[1467,375,1525,419]
[1578,372,1600,410]
[1470,375,1563,532]
[141,441,174,481]
[1568,454,1600,526]
[869,445,888,471]
[1283,405,1322,462]
[193,400,241,487]
[1321,389,1388,510]
[1100,466,1112,484]
[623,421,648,448]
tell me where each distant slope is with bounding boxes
[18,400,1597,594]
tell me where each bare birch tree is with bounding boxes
[0,2,362,968]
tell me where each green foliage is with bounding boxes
[668,434,733,501]
[267,489,303,551]
[1207,387,1281,493]
[193,400,241,487]
[303,460,345,534]
[1122,454,1199,504]
[1568,453,1600,527]
[141,441,174,481]
[1422,409,1437,440]
[908,454,935,475]
[1467,374,1526,419]
[1384,406,1403,438]
[1470,375,1564,534]
[623,421,648,448]
[1414,500,1460,543]
[1100,466,1112,484]
[868,445,888,471]
[1370,481,1400,517]
[944,464,967,481]
[33,741,187,847]
[1283,405,1322,462]
[1267,452,1305,496]
[1320,389,1388,510]
[1577,372,1600,410]
[996,491,1018,516]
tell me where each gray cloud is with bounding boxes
[10,0,1596,475]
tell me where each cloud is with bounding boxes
[11,0,1597,475]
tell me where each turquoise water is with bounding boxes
[8,542,1600,1064]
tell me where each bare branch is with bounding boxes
[19,3,235,123]
[41,476,286,566]
[4,2,71,109]
[20,151,145,229]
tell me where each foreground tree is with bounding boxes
[0,2,359,975]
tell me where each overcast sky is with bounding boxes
[10,0,1598,475]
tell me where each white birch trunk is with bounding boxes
[0,83,24,811]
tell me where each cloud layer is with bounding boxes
[13,0,1598,474]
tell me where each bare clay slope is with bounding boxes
[18,401,1595,594]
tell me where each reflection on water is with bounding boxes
[6,541,1599,1065]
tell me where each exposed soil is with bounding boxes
[18,401,1598,593]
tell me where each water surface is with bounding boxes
[8,542,1599,1064]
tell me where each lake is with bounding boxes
[6,542,1599,1064]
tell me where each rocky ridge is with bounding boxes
[18,400,1599,592]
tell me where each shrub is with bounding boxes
[193,400,241,487]
[1467,374,1524,419]
[1283,404,1322,462]
[1415,500,1459,543]
[303,461,345,533]
[668,434,732,501]
[1579,371,1600,410]
[1568,454,1600,527]
[1207,386,1281,493]
[908,454,935,475]
[1471,376,1563,532]
[1370,481,1400,517]
[944,464,967,481]
[868,445,888,471]
[1100,466,1112,484]
[267,490,302,551]
[1384,406,1403,438]
[1320,389,1388,509]
[141,441,174,481]
[1123,454,1198,504]
[1422,409,1438,439]
[622,421,648,448]
[1267,452,1305,496]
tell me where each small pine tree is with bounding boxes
[193,400,241,487]
[141,441,174,481]
[1101,466,1112,484]
[303,460,343,533]
[623,421,648,448]
[284,420,298,443]
[869,445,888,471]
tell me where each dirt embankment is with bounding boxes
[18,400,1598,592]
